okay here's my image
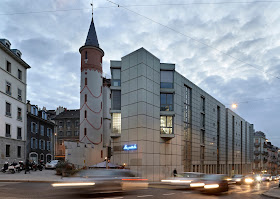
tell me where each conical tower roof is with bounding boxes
[85,18,99,47]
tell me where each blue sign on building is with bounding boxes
[123,144,137,151]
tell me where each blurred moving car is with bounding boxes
[51,169,148,193]
[161,172,205,188]
[262,174,272,182]
[271,176,278,181]
[190,174,229,194]
[243,175,261,185]
[45,160,60,169]
[231,175,244,185]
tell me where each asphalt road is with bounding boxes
[0,181,278,199]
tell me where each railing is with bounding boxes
[6,90,11,95]
[254,158,260,163]
[5,133,11,138]
[17,116,22,121]
[254,151,260,156]
[5,112,11,117]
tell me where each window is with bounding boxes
[59,140,63,145]
[201,96,205,112]
[40,125,44,136]
[74,131,79,136]
[42,111,47,120]
[160,71,174,88]
[6,61,11,72]
[75,120,79,127]
[67,121,71,128]
[160,93,173,111]
[17,127,22,139]
[6,145,10,157]
[18,69,22,80]
[59,121,63,128]
[67,131,71,136]
[200,113,205,128]
[58,131,63,136]
[160,116,173,134]
[112,69,121,86]
[6,81,11,95]
[85,78,87,86]
[84,128,87,136]
[200,130,205,144]
[17,107,22,120]
[112,90,121,110]
[84,110,87,118]
[39,140,45,150]
[31,106,38,116]
[31,138,38,149]
[40,154,44,161]
[85,94,87,103]
[6,124,11,137]
[18,89,22,101]
[112,113,121,134]
[85,51,87,59]
[6,102,11,116]
[17,146,21,158]
[31,122,38,133]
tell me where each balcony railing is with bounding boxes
[263,158,268,163]
[254,158,260,163]
[6,90,11,96]
[17,116,22,121]
[254,151,260,156]
[263,143,267,148]
[5,112,11,117]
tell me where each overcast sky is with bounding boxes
[1,0,280,146]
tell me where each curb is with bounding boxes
[262,187,280,199]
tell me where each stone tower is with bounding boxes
[79,17,105,164]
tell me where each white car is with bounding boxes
[45,160,60,169]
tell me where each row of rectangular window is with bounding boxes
[31,122,52,137]
[58,131,79,136]
[31,138,51,151]
[5,102,23,120]
[5,81,23,101]
[58,120,79,128]
[6,61,23,80]
[5,145,21,158]
[5,124,22,139]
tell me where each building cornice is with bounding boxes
[0,90,26,105]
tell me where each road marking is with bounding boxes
[137,195,153,198]
[163,193,175,196]
[182,192,191,194]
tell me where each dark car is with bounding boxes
[231,175,244,185]
[51,169,148,193]
[190,174,229,194]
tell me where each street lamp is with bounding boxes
[231,103,238,109]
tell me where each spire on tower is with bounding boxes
[85,1,99,47]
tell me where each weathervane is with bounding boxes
[91,0,93,18]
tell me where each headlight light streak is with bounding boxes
[204,184,219,189]
[52,182,95,187]
[245,178,254,183]
[190,183,205,187]
[161,180,191,183]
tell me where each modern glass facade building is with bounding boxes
[110,47,254,181]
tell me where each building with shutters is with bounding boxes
[0,38,30,166]
[26,101,55,163]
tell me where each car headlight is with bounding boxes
[256,176,261,181]
[236,179,241,182]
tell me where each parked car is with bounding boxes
[190,174,229,194]
[161,172,205,188]
[51,169,148,193]
[231,175,245,185]
[45,160,60,169]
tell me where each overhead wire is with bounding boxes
[105,0,280,80]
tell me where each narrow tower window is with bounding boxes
[84,110,87,118]
[85,94,87,103]
[85,78,87,86]
[85,51,88,59]
[84,128,87,136]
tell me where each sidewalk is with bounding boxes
[0,170,64,183]
[262,187,280,199]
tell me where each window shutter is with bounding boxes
[39,140,41,149]
[31,123,33,133]
[36,124,38,133]
[43,141,45,150]
[35,139,38,149]
[31,138,33,149]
